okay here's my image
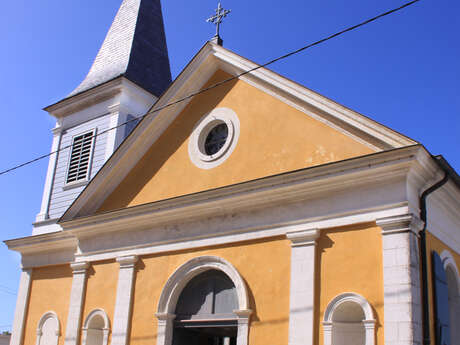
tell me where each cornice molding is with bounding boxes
[376,214,423,235]
[4,231,77,254]
[44,77,153,118]
[61,145,421,235]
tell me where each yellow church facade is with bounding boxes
[5,1,460,345]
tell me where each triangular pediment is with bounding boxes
[60,42,416,221]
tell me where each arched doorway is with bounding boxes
[156,256,252,345]
[172,270,238,345]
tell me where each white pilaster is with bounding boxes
[377,214,423,345]
[10,269,32,345]
[104,104,129,161]
[64,262,89,345]
[155,313,175,345]
[286,228,320,345]
[112,255,138,345]
[36,126,63,222]
[234,309,252,345]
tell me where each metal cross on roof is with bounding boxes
[206,2,231,38]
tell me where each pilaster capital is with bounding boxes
[51,126,63,135]
[116,255,138,268]
[286,228,320,247]
[376,214,423,236]
[70,261,89,274]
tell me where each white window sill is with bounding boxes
[62,179,89,191]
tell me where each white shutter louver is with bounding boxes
[66,131,95,184]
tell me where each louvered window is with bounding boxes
[66,131,95,184]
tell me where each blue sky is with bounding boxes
[0,0,458,332]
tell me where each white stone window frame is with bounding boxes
[36,311,60,345]
[440,249,460,293]
[440,249,460,344]
[155,256,252,345]
[63,128,97,189]
[188,108,240,169]
[323,292,376,345]
[81,308,111,345]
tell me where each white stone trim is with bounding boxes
[286,228,319,345]
[36,311,61,345]
[111,255,138,345]
[104,103,131,161]
[64,262,89,345]
[156,256,251,345]
[10,269,32,345]
[81,309,111,345]
[188,107,240,169]
[440,249,460,344]
[440,250,460,293]
[377,214,423,345]
[323,293,375,345]
[36,126,63,222]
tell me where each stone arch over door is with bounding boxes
[441,250,460,345]
[323,293,376,345]
[36,311,60,345]
[81,309,111,345]
[156,256,252,345]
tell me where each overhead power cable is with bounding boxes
[0,0,420,177]
[0,284,16,294]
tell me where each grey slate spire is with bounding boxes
[69,0,172,98]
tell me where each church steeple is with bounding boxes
[69,0,172,98]
[35,0,172,234]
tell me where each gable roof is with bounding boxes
[60,41,417,222]
[68,0,171,99]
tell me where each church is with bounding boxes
[4,1,460,345]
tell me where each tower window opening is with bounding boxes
[66,130,95,184]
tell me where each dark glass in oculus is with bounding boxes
[204,123,228,155]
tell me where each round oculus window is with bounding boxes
[204,123,229,156]
[188,108,240,169]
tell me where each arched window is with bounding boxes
[36,312,60,345]
[323,293,376,345]
[440,250,460,345]
[81,309,110,345]
[156,256,252,345]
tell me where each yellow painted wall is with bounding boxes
[129,237,291,345]
[79,260,118,345]
[99,70,374,213]
[23,265,73,345]
[316,223,384,345]
[425,232,460,344]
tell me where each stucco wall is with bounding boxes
[79,260,118,345]
[316,223,385,345]
[23,265,73,345]
[98,70,374,213]
[129,237,291,345]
